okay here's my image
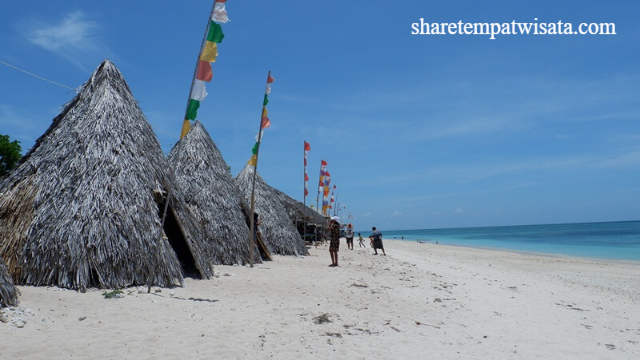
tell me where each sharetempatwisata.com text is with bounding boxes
[411,18,616,39]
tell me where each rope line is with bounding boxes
[0,60,77,91]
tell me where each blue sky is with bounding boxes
[1,1,638,231]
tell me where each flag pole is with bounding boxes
[316,160,322,212]
[248,70,272,268]
[180,1,218,139]
[303,140,307,244]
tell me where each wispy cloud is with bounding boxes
[24,11,109,70]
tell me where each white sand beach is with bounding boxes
[2,239,639,359]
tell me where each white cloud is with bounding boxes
[454,208,465,214]
[24,11,108,69]
[390,211,402,217]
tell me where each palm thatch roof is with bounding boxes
[0,260,19,307]
[0,60,211,291]
[272,188,327,226]
[236,164,308,256]
[168,121,261,265]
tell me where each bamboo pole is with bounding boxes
[149,187,172,293]
[248,70,271,268]
[180,1,218,139]
[303,140,307,243]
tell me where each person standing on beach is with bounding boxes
[358,233,366,248]
[369,226,386,256]
[328,216,341,267]
[345,223,355,250]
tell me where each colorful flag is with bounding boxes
[247,71,274,167]
[199,42,218,62]
[190,80,208,101]
[304,141,310,199]
[181,0,230,139]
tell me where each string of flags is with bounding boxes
[304,141,310,197]
[181,0,229,139]
[247,72,274,166]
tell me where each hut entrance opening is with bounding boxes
[156,196,199,277]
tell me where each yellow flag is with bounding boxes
[261,107,268,118]
[180,119,192,139]
[247,154,258,166]
[199,41,218,62]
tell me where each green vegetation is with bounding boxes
[101,290,124,299]
[0,134,22,176]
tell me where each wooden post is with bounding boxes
[248,70,272,268]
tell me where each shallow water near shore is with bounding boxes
[362,221,640,261]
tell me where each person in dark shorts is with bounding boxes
[345,223,354,250]
[328,216,341,267]
[369,226,386,255]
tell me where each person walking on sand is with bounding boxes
[345,223,355,250]
[328,216,341,267]
[369,226,386,256]
[358,233,366,248]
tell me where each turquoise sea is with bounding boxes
[359,221,640,261]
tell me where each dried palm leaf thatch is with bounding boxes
[236,164,308,256]
[168,121,261,265]
[0,260,19,307]
[0,60,208,291]
[271,188,328,243]
[272,188,327,227]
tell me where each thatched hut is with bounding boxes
[0,60,211,291]
[0,260,19,307]
[168,121,261,265]
[236,164,308,256]
[272,188,327,242]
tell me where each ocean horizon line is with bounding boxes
[356,219,640,234]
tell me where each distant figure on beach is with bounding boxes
[345,223,354,250]
[369,226,386,256]
[328,216,341,267]
[358,233,366,248]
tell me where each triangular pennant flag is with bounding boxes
[247,154,257,166]
[261,117,271,129]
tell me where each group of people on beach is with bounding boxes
[327,216,385,267]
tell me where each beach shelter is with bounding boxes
[0,260,19,307]
[272,188,327,242]
[168,121,261,265]
[236,164,308,256]
[0,60,211,291]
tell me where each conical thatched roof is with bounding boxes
[272,188,327,227]
[236,164,308,256]
[168,121,261,265]
[0,260,19,307]
[0,60,210,291]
